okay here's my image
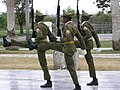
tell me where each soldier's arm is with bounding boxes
[35,25,44,43]
[75,30,86,49]
[92,31,101,48]
[47,28,57,42]
[83,26,92,40]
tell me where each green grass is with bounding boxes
[0,40,119,54]
[0,33,118,54]
[94,40,112,48]
[0,30,33,38]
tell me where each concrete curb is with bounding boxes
[0,53,120,58]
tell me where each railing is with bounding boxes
[92,22,112,34]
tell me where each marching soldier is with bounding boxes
[32,10,56,88]
[3,10,56,88]
[28,10,87,90]
[55,10,87,90]
[3,10,86,90]
[80,10,101,86]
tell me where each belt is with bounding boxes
[88,37,92,40]
[64,41,74,44]
[39,39,48,42]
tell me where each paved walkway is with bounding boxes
[0,70,120,90]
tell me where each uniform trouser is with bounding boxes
[11,39,29,48]
[50,42,79,84]
[10,40,79,84]
[37,49,51,80]
[75,41,96,77]
[37,42,61,81]
[85,50,96,77]
[37,42,79,84]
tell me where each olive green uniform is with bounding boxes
[38,21,86,85]
[9,21,56,81]
[81,21,101,78]
[35,21,56,81]
[37,10,86,85]
[10,39,29,48]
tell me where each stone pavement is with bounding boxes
[0,70,120,90]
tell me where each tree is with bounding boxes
[14,0,26,34]
[2,0,32,35]
[89,12,112,23]
[96,0,120,50]
[0,12,7,30]
[43,15,56,23]
[111,0,120,51]
[95,0,111,13]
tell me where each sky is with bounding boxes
[0,0,100,15]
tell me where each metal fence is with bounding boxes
[92,22,112,34]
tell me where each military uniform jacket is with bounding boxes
[35,22,56,44]
[60,21,86,54]
[81,21,101,50]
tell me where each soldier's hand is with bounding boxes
[82,49,87,55]
[79,49,87,55]
[31,38,36,42]
[96,48,101,52]
[56,36,61,42]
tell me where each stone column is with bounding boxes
[53,49,80,70]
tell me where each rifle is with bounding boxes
[56,0,61,37]
[31,0,36,38]
[76,0,83,35]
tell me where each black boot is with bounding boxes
[73,84,81,90]
[28,39,37,50]
[40,80,52,88]
[87,78,98,86]
[3,36,11,47]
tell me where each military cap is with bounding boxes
[81,10,92,18]
[61,10,74,17]
[35,10,46,17]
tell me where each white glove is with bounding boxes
[80,49,87,55]
[31,38,36,42]
[96,48,101,52]
[56,36,61,42]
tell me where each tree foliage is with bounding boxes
[89,12,112,23]
[43,15,56,23]
[2,0,32,34]
[14,0,26,34]
[0,12,7,30]
[96,0,111,12]
[64,6,76,21]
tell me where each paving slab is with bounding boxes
[0,70,120,90]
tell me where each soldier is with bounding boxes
[28,10,87,90]
[80,10,101,86]
[55,10,87,90]
[3,10,56,88]
[31,10,56,88]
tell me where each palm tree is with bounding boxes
[111,0,120,51]
[6,0,15,38]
